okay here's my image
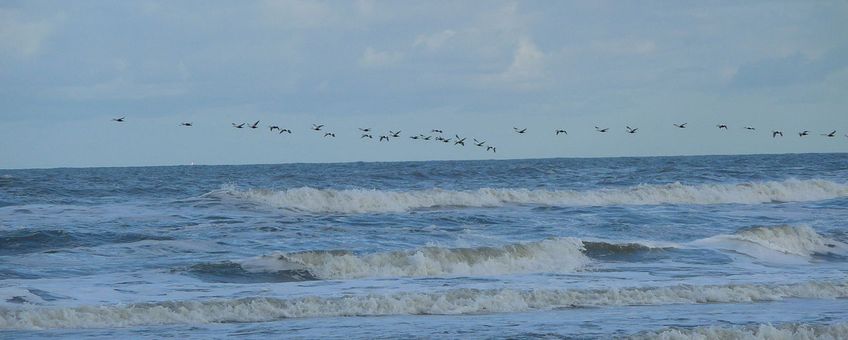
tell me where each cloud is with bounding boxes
[591,40,656,55]
[479,38,547,90]
[0,9,54,58]
[359,47,403,68]
[413,30,456,50]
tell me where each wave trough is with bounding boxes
[204,179,848,213]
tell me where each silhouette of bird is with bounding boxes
[595,126,609,133]
[626,126,638,134]
[473,138,485,147]
[249,121,260,129]
[312,124,324,131]
[823,130,837,137]
[410,135,420,140]
[717,124,728,130]
[799,130,809,137]
[744,126,756,131]
[389,130,401,137]
[422,136,433,141]
[180,122,192,127]
[486,146,496,153]
[514,127,527,134]
[441,138,452,143]
[112,116,126,122]
[269,125,280,131]
[323,132,335,138]
[772,130,783,138]
[279,128,292,134]
[431,129,443,133]
[361,134,373,139]
[673,123,687,128]
[359,128,371,132]
[454,136,466,146]
[232,123,245,128]
[379,135,389,142]
[555,129,567,135]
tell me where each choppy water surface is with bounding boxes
[1,154,847,338]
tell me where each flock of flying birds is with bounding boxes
[111,116,845,154]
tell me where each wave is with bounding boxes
[0,229,173,256]
[692,225,848,263]
[632,322,848,340]
[2,281,845,330]
[201,179,848,213]
[240,238,591,279]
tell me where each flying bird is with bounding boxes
[799,130,809,137]
[410,135,420,140]
[486,146,496,153]
[249,121,260,129]
[232,123,245,129]
[269,125,280,131]
[514,127,527,134]
[112,116,126,122]
[717,124,728,130]
[422,135,432,141]
[673,123,687,128]
[279,129,292,134]
[431,129,443,133]
[595,126,609,133]
[180,122,192,127]
[626,126,638,134]
[390,130,401,137]
[744,126,756,131]
[454,137,466,146]
[473,138,486,147]
[823,130,837,137]
[772,130,783,138]
[359,128,371,132]
[312,124,324,131]
[379,135,389,142]
[361,134,373,139]
[555,129,567,135]
[323,132,335,138]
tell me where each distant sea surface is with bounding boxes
[2,153,848,339]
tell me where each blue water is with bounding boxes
[1,153,847,338]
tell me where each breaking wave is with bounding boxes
[202,179,848,213]
[693,225,848,262]
[632,322,848,340]
[2,281,845,330]
[241,238,591,279]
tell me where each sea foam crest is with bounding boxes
[241,237,591,279]
[208,179,848,213]
[693,225,848,262]
[2,281,845,330]
[632,322,848,340]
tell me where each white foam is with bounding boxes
[692,225,848,263]
[207,179,848,213]
[633,322,848,340]
[2,281,845,330]
[242,237,590,279]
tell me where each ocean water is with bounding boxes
[1,153,847,339]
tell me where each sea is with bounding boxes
[1,153,847,339]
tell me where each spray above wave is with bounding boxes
[204,179,848,213]
[3,281,846,330]
[693,225,848,262]
[631,322,848,340]
[241,238,591,279]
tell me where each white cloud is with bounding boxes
[0,9,54,58]
[480,38,547,90]
[359,47,403,68]
[413,30,456,50]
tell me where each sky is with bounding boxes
[1,0,847,169]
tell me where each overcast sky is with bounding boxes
[1,1,847,169]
